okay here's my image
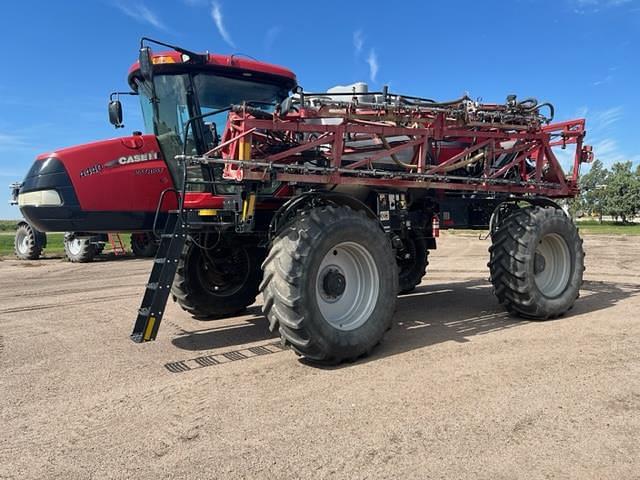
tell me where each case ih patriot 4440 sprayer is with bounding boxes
[15,39,593,364]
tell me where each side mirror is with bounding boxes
[279,97,293,116]
[108,100,123,128]
[139,46,154,83]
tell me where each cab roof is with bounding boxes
[127,50,297,89]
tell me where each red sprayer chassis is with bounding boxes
[14,38,591,364]
[131,51,590,365]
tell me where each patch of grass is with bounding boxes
[575,220,640,235]
[0,220,19,232]
[446,220,640,237]
[0,232,66,256]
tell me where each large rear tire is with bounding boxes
[489,206,584,319]
[171,240,264,319]
[261,205,398,364]
[64,235,96,263]
[397,231,429,294]
[14,223,46,260]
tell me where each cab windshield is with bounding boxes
[137,73,290,190]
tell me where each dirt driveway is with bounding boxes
[0,233,639,479]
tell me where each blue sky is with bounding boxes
[0,0,638,219]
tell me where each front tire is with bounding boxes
[488,206,584,319]
[64,235,96,263]
[261,206,398,364]
[171,240,264,319]
[14,223,46,260]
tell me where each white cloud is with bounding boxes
[594,106,623,128]
[366,49,379,83]
[592,66,618,86]
[0,133,28,152]
[0,170,22,177]
[352,30,382,84]
[583,106,635,166]
[556,105,635,170]
[211,1,236,49]
[592,138,628,164]
[112,1,167,31]
[575,106,589,118]
[593,74,613,86]
[574,0,631,5]
[571,0,633,13]
[0,131,42,158]
[353,30,364,54]
[265,26,281,52]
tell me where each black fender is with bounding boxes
[489,197,564,235]
[269,190,379,239]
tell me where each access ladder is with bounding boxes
[130,212,185,343]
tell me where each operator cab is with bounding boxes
[16,38,297,234]
[123,40,297,192]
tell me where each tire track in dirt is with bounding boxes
[100,382,212,458]
[26,384,209,459]
[63,397,129,452]
[164,341,287,374]
[152,383,211,457]
[0,293,141,315]
[151,342,288,456]
[0,283,144,300]
[0,260,150,287]
[1,397,127,462]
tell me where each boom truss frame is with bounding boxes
[185,98,592,199]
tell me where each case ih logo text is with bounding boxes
[79,151,161,179]
[117,151,159,165]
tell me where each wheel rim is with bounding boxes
[197,246,251,297]
[67,239,84,256]
[315,241,379,331]
[534,233,571,298]
[16,231,29,254]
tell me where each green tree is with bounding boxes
[576,159,608,221]
[602,161,640,223]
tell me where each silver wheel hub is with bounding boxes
[315,242,379,331]
[534,233,571,298]
[17,231,29,254]
[67,239,84,256]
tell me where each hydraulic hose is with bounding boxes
[517,98,538,109]
[377,135,417,170]
[534,102,555,122]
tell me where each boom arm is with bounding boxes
[187,92,591,199]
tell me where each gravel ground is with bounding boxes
[0,233,639,479]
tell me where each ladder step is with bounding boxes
[131,211,186,344]
[131,332,144,343]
